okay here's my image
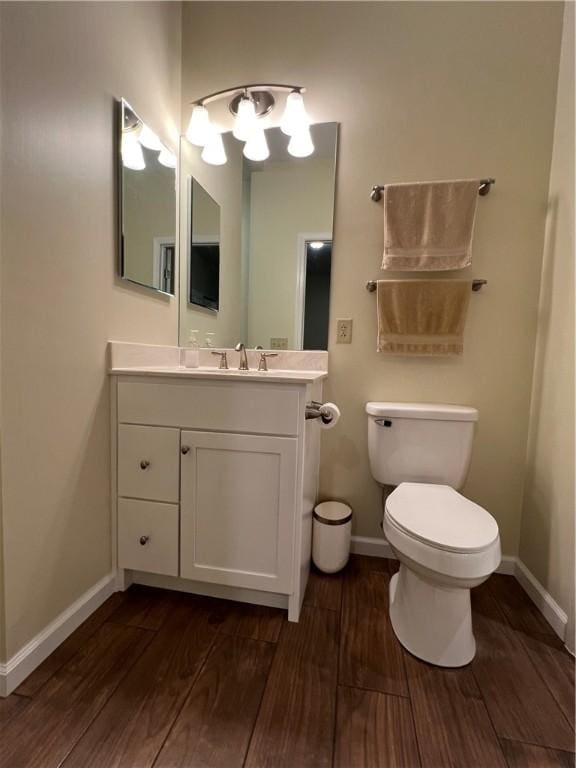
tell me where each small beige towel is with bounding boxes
[382,180,480,271]
[377,280,472,356]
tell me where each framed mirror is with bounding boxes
[189,179,221,312]
[179,122,338,349]
[118,99,177,295]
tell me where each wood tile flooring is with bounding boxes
[1,556,574,768]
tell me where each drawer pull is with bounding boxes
[139,535,150,546]
[139,460,150,470]
[181,445,191,455]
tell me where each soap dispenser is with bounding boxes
[183,330,200,368]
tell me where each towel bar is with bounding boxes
[366,279,487,293]
[370,178,495,202]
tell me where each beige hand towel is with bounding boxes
[377,279,472,356]
[382,180,480,271]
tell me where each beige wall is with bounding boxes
[182,2,564,552]
[519,2,574,624]
[179,134,243,348]
[247,159,334,349]
[0,1,181,659]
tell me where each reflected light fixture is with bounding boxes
[243,127,270,161]
[201,131,227,166]
[287,126,315,158]
[158,146,177,168]
[121,127,145,171]
[187,84,313,166]
[309,241,326,250]
[138,124,163,151]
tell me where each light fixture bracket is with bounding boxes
[229,90,275,119]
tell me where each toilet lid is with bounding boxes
[385,483,499,553]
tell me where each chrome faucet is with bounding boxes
[235,342,249,371]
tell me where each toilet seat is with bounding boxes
[383,483,501,581]
[385,482,499,554]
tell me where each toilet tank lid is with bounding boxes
[365,402,479,421]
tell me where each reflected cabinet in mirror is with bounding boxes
[179,123,338,350]
[118,99,177,295]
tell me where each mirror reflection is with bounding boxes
[179,123,338,350]
[189,179,221,311]
[118,99,177,295]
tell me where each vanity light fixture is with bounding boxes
[309,241,326,250]
[186,104,212,147]
[187,83,313,166]
[232,95,259,141]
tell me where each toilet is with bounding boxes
[366,402,501,667]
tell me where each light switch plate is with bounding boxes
[337,318,353,344]
[270,337,288,350]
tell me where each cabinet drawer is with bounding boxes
[117,379,301,436]
[118,425,179,503]
[118,498,178,576]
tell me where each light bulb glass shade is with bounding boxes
[186,105,212,147]
[201,131,227,165]
[138,124,163,151]
[233,96,258,141]
[121,131,145,170]
[158,146,177,168]
[287,126,314,158]
[243,128,270,162]
[280,91,310,136]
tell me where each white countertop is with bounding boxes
[109,365,328,384]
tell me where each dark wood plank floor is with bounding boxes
[1,556,574,768]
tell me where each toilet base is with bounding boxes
[389,565,476,667]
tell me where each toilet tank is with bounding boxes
[366,402,479,489]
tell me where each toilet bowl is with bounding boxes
[383,482,500,667]
[365,402,501,667]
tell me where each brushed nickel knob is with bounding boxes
[139,535,149,546]
[181,446,190,455]
[140,460,150,470]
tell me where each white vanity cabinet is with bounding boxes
[111,371,324,621]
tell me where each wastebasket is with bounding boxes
[312,501,352,574]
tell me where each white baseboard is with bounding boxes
[351,535,395,559]
[350,536,567,642]
[496,556,517,575]
[515,558,568,641]
[0,572,116,697]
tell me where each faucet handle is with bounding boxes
[211,350,228,370]
[258,352,278,372]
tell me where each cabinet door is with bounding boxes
[118,498,179,576]
[118,424,180,503]
[180,431,297,593]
